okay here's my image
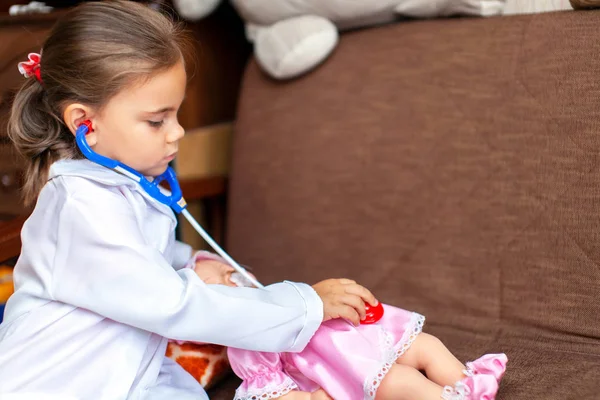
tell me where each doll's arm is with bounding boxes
[228,348,331,400]
[228,347,297,399]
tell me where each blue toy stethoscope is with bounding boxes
[75,120,264,289]
[76,121,387,323]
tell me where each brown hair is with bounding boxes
[8,0,191,206]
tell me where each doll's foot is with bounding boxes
[441,374,499,400]
[464,353,507,382]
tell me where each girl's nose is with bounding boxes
[167,122,185,143]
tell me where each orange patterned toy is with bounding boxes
[0,266,14,324]
[165,252,244,389]
[166,341,231,390]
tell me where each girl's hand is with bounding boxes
[193,259,236,287]
[312,279,378,326]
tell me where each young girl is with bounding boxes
[0,2,378,399]
[199,253,508,400]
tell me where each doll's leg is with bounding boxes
[277,391,310,400]
[278,389,332,400]
[376,364,444,400]
[396,333,465,386]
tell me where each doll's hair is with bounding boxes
[8,0,191,206]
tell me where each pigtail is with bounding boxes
[8,79,78,206]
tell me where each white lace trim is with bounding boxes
[363,313,426,400]
[233,375,299,400]
[463,361,476,377]
[441,381,471,400]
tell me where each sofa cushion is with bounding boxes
[226,9,600,399]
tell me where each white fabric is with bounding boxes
[9,1,53,16]
[0,159,323,400]
[503,0,572,15]
[230,0,506,79]
[255,15,338,79]
[231,0,506,28]
[173,240,193,271]
[172,0,221,21]
[395,0,506,18]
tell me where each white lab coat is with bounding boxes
[0,159,323,400]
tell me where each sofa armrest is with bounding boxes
[570,0,600,9]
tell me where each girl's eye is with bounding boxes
[148,120,164,128]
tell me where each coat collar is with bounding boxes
[49,159,176,218]
[50,159,138,187]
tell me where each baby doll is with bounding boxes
[190,252,507,400]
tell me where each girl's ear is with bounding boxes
[63,103,98,146]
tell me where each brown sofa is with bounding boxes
[210,8,600,400]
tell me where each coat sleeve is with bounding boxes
[50,191,322,353]
[171,240,193,270]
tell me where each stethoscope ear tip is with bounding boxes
[80,120,94,134]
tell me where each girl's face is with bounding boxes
[90,60,187,177]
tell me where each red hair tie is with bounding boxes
[18,53,42,84]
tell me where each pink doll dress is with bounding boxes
[228,305,425,400]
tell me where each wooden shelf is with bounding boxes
[180,176,227,202]
[0,215,26,262]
